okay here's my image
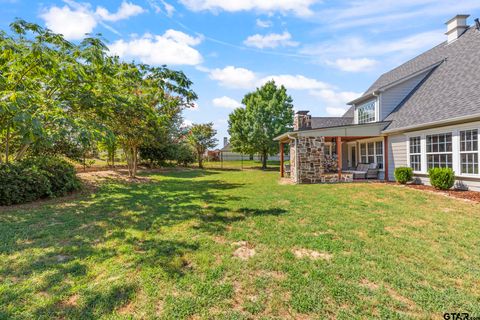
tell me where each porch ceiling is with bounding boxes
[296,121,389,138]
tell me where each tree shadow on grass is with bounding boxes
[0,173,285,319]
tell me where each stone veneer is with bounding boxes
[290,136,325,184]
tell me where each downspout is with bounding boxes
[288,134,298,183]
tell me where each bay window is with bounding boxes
[357,100,376,124]
[460,129,478,174]
[426,133,452,169]
[409,136,421,172]
[359,140,383,168]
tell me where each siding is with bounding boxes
[380,71,430,120]
[387,134,407,181]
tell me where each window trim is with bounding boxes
[358,138,384,170]
[405,123,480,178]
[356,99,377,124]
[459,129,479,176]
[425,132,453,170]
[408,136,422,173]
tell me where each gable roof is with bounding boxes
[384,27,480,131]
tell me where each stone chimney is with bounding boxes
[223,137,228,147]
[445,14,470,43]
[294,111,312,131]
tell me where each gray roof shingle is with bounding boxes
[311,117,353,129]
[384,27,480,131]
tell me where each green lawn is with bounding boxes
[1,169,479,319]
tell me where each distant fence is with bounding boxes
[203,152,289,170]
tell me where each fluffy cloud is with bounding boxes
[327,58,377,72]
[206,66,360,116]
[256,19,272,28]
[179,0,319,17]
[259,75,330,90]
[96,1,145,22]
[40,1,145,40]
[212,96,242,109]
[244,32,298,49]
[147,0,175,16]
[40,2,97,40]
[310,89,361,116]
[302,30,444,72]
[109,31,203,65]
[209,66,257,89]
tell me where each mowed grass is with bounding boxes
[1,169,480,319]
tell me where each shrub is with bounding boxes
[428,167,455,190]
[22,157,80,196]
[0,156,81,206]
[175,143,196,167]
[394,167,413,184]
[0,164,51,205]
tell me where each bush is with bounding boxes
[0,157,81,206]
[394,167,413,184]
[22,157,80,196]
[175,143,196,167]
[428,167,455,190]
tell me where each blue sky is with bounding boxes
[1,0,480,146]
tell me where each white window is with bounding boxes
[409,136,421,172]
[359,140,383,168]
[460,129,478,175]
[426,133,452,169]
[357,100,376,124]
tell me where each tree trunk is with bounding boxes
[198,152,203,169]
[132,146,138,177]
[5,126,10,164]
[262,151,267,170]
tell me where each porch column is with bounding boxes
[336,136,342,179]
[384,136,389,181]
[280,142,285,178]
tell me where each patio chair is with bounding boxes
[365,163,380,179]
[343,163,379,180]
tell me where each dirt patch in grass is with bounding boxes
[359,279,379,291]
[232,241,256,260]
[77,170,151,185]
[293,248,333,261]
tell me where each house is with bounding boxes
[219,137,287,162]
[275,14,480,191]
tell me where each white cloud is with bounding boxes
[327,58,377,72]
[109,31,203,65]
[182,119,193,127]
[212,96,242,109]
[310,89,361,116]
[40,1,146,40]
[256,19,272,28]
[40,2,97,40]
[96,1,145,22]
[259,74,330,90]
[148,0,175,16]
[209,66,257,89]
[244,31,298,49]
[179,0,319,17]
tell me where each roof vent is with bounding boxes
[475,18,480,30]
[445,14,470,43]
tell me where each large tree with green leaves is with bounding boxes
[186,123,218,168]
[228,80,294,169]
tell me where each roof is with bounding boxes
[384,27,480,131]
[311,117,353,129]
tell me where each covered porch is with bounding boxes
[276,122,390,184]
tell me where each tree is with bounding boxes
[228,80,294,169]
[186,123,217,168]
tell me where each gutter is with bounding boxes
[382,113,480,134]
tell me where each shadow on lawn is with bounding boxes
[0,172,285,319]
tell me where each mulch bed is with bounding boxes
[403,184,480,203]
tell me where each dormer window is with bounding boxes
[357,100,376,124]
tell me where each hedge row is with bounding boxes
[0,157,81,206]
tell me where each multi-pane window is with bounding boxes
[357,100,376,124]
[426,133,452,169]
[460,129,478,174]
[409,136,421,171]
[359,141,383,168]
